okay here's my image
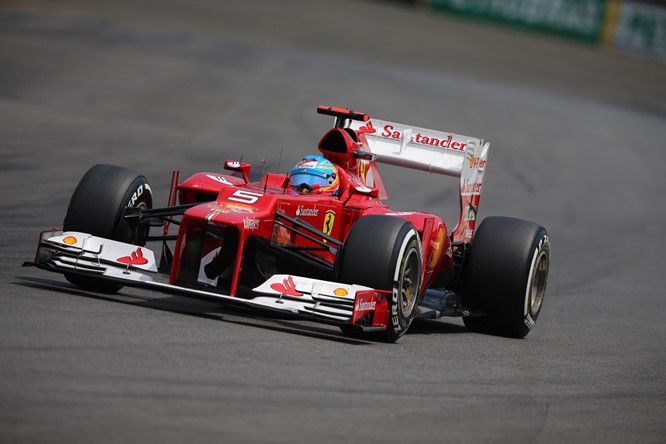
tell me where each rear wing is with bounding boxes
[347,118,490,243]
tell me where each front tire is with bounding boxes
[462,216,550,338]
[337,216,422,342]
[62,164,153,293]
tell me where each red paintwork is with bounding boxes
[352,290,390,328]
[170,112,453,297]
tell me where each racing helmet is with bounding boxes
[289,155,339,193]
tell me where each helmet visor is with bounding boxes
[290,172,330,189]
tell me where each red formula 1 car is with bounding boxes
[28,106,550,342]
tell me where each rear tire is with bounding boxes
[462,216,550,338]
[337,216,422,342]
[62,164,153,293]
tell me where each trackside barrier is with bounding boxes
[611,1,666,57]
[424,0,666,58]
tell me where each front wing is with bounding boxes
[29,230,392,332]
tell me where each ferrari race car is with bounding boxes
[28,106,550,342]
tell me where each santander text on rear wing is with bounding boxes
[347,118,490,243]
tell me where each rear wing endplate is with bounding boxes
[347,118,490,243]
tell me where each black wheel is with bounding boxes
[461,216,550,338]
[337,215,422,342]
[62,164,153,293]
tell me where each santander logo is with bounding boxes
[358,121,376,134]
[270,276,303,297]
[296,205,319,217]
[355,300,376,312]
[117,248,148,266]
[379,124,467,151]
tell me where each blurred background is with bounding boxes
[1,1,665,443]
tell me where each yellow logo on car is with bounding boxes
[323,211,335,236]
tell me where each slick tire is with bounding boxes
[62,164,153,293]
[461,216,550,338]
[337,216,422,342]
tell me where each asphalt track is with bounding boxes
[1,1,665,443]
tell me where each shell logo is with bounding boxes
[63,236,77,245]
[333,288,348,297]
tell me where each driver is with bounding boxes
[289,155,339,195]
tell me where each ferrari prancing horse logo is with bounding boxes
[323,211,335,237]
